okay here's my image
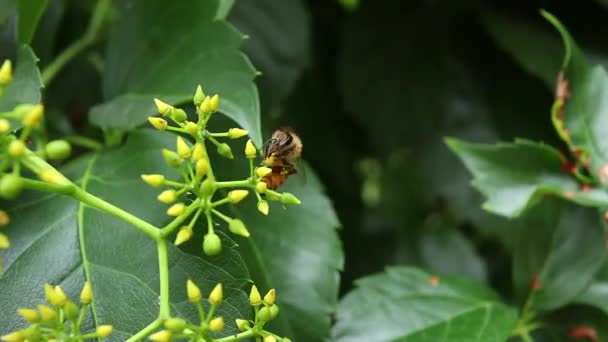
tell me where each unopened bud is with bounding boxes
[0,174,22,199]
[0,233,8,249]
[256,181,267,193]
[176,136,191,159]
[187,279,202,302]
[22,104,44,128]
[8,140,26,157]
[200,178,215,197]
[249,285,262,306]
[203,233,222,256]
[258,306,272,321]
[257,201,269,216]
[17,308,39,322]
[37,304,57,321]
[149,330,172,342]
[196,159,209,176]
[235,319,251,331]
[200,96,212,114]
[154,98,172,116]
[209,94,220,113]
[228,190,249,203]
[256,167,272,178]
[192,143,205,161]
[171,108,187,123]
[209,283,223,305]
[209,317,225,332]
[45,140,72,160]
[0,59,12,85]
[0,330,24,342]
[167,203,186,216]
[148,117,167,130]
[245,139,257,158]
[164,317,187,332]
[0,119,11,134]
[80,281,93,304]
[96,325,113,338]
[264,336,277,342]
[217,143,233,159]
[0,210,9,226]
[141,174,165,187]
[157,189,177,204]
[48,285,68,307]
[193,85,205,106]
[228,128,248,139]
[162,149,182,168]
[264,289,276,306]
[185,121,198,136]
[64,300,79,321]
[280,192,302,205]
[269,304,280,319]
[174,227,192,246]
[228,219,250,237]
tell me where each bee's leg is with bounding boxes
[283,165,297,175]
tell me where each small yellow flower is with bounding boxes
[192,143,205,161]
[200,96,212,114]
[22,104,44,128]
[96,325,113,338]
[157,189,177,204]
[162,149,182,168]
[141,174,165,187]
[255,181,267,193]
[17,308,39,322]
[196,159,209,176]
[167,203,186,216]
[228,219,250,237]
[187,279,201,302]
[149,330,172,342]
[51,285,68,306]
[174,227,192,246]
[209,317,225,332]
[209,283,223,305]
[245,139,257,158]
[176,136,191,159]
[185,121,198,135]
[64,300,79,320]
[148,117,167,130]
[0,233,9,249]
[193,85,205,106]
[8,140,25,157]
[209,94,220,113]
[0,119,11,134]
[154,98,172,116]
[0,59,12,86]
[264,289,276,306]
[257,201,269,216]
[228,128,248,139]
[0,330,24,342]
[228,190,249,203]
[249,285,262,306]
[37,304,57,321]
[235,319,251,331]
[80,281,93,304]
[255,167,272,178]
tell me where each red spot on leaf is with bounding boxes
[581,184,593,192]
[530,273,543,291]
[569,325,598,342]
[556,72,571,101]
[561,161,576,174]
[563,191,577,198]
[428,275,439,287]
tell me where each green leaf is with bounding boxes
[0,130,251,337]
[17,0,48,44]
[543,11,608,180]
[89,0,262,146]
[0,44,42,112]
[228,0,311,112]
[511,199,606,311]
[332,266,517,342]
[0,0,16,23]
[215,0,235,19]
[446,138,608,217]
[575,261,608,316]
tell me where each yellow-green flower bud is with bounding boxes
[48,285,68,307]
[0,119,11,134]
[162,148,182,168]
[148,117,167,130]
[154,98,172,116]
[0,210,9,226]
[164,317,187,332]
[200,96,212,114]
[256,181,267,193]
[17,308,39,322]
[192,143,205,161]
[196,159,209,176]
[282,338,292,342]
[257,201,269,216]
[209,94,220,113]
[245,139,256,158]
[167,203,186,217]
[0,330,24,342]
[209,317,224,332]
[264,289,276,306]
[174,227,192,246]
[80,281,93,304]
[64,300,79,321]
[235,319,251,331]
[228,190,249,203]
[228,128,248,139]
[149,330,171,342]
[0,174,23,199]
[37,304,57,321]
[157,189,177,204]
[22,104,44,128]
[0,233,9,249]
[256,167,272,178]
[269,304,280,319]
[176,136,191,159]
[187,279,202,302]
[172,108,187,123]
[45,140,72,160]
[264,336,277,342]
[39,169,62,184]
[203,233,222,256]
[200,178,215,197]
[267,191,281,202]
[0,60,12,86]
[8,140,26,157]
[258,306,272,322]
[141,174,165,187]
[228,219,250,237]
[217,143,234,159]
[209,283,223,305]
[249,285,262,306]
[96,325,113,338]
[193,85,205,106]
[185,121,198,136]
[280,192,302,205]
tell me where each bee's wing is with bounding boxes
[291,159,307,186]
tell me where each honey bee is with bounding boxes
[261,127,303,190]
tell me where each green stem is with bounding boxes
[160,198,202,237]
[216,180,253,189]
[41,0,111,85]
[64,135,103,150]
[213,329,257,342]
[157,239,171,319]
[125,318,163,342]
